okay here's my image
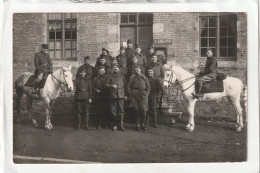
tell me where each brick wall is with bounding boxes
[77,13,120,65]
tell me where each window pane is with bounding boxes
[72,50,77,58]
[65,50,71,58]
[228,47,235,57]
[49,41,55,49]
[56,31,62,39]
[48,23,55,31]
[129,14,136,23]
[65,41,71,49]
[64,13,72,19]
[72,41,77,49]
[56,41,62,49]
[48,14,56,20]
[49,32,55,39]
[147,14,153,23]
[49,51,55,59]
[228,16,236,36]
[228,37,236,46]
[200,28,208,37]
[201,38,208,47]
[209,28,216,37]
[56,23,62,30]
[220,17,227,27]
[201,48,207,57]
[220,28,227,37]
[139,14,146,23]
[200,18,208,28]
[209,38,215,47]
[220,38,227,47]
[71,23,77,30]
[72,31,77,39]
[121,15,128,23]
[220,48,227,57]
[209,18,216,27]
[56,50,62,59]
[228,27,236,36]
[55,13,62,19]
[65,23,71,30]
[71,13,77,18]
[65,31,71,39]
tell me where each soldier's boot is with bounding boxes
[153,112,159,128]
[136,116,141,131]
[112,116,117,131]
[85,113,90,130]
[145,112,150,128]
[76,113,81,130]
[192,80,203,99]
[141,112,147,130]
[118,115,126,132]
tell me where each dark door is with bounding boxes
[138,25,153,57]
[120,26,136,48]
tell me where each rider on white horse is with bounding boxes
[192,48,218,99]
[33,44,53,94]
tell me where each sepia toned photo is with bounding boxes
[12,12,248,164]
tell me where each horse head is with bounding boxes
[61,65,74,92]
[163,65,178,89]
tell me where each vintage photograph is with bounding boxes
[12,12,247,164]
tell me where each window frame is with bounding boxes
[199,13,237,61]
[47,13,77,60]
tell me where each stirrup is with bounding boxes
[191,93,201,99]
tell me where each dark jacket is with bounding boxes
[34,51,53,74]
[75,77,92,100]
[147,52,162,66]
[94,64,111,77]
[202,56,218,78]
[76,64,94,80]
[134,52,147,70]
[93,75,109,100]
[116,53,127,68]
[148,76,163,99]
[127,74,150,96]
[147,62,165,79]
[106,72,126,99]
[125,47,135,66]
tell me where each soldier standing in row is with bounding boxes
[74,68,92,130]
[93,67,110,129]
[147,53,164,81]
[95,48,112,68]
[116,46,128,76]
[125,39,135,70]
[134,45,147,73]
[33,44,53,94]
[76,56,94,80]
[106,64,127,131]
[146,68,163,128]
[94,55,111,77]
[127,64,150,131]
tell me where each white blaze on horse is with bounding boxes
[15,65,74,130]
[163,63,244,132]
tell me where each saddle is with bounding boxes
[195,72,227,94]
[25,74,49,88]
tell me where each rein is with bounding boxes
[51,68,70,92]
[164,71,196,92]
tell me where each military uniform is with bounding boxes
[133,52,147,71]
[95,54,112,67]
[106,71,126,131]
[93,74,110,129]
[75,76,92,130]
[147,62,164,80]
[125,47,135,68]
[147,76,163,128]
[147,52,162,66]
[93,64,111,77]
[127,74,150,130]
[76,64,94,80]
[116,53,127,76]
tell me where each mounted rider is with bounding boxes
[192,48,218,99]
[33,44,53,94]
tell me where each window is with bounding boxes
[200,13,237,59]
[48,13,77,60]
[121,13,153,25]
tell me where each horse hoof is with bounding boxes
[186,128,194,132]
[32,119,38,127]
[45,125,52,130]
[49,124,53,129]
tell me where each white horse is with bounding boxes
[15,65,74,130]
[163,63,244,132]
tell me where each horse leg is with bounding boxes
[26,97,38,127]
[44,100,52,130]
[229,97,243,132]
[48,99,56,129]
[185,99,196,132]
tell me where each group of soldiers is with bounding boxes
[74,39,166,131]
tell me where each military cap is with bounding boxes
[127,39,133,44]
[102,48,109,53]
[99,54,107,60]
[99,66,106,70]
[148,46,154,50]
[133,64,141,69]
[119,46,125,51]
[206,48,213,52]
[136,44,141,49]
[42,44,48,49]
[151,52,157,57]
[84,56,90,61]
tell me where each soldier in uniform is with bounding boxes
[33,44,53,94]
[116,46,127,76]
[106,64,127,131]
[134,45,147,73]
[94,55,111,77]
[147,46,161,66]
[146,68,163,128]
[76,56,94,80]
[125,39,135,70]
[95,48,112,67]
[192,48,218,99]
[74,68,92,130]
[93,66,109,129]
[127,64,150,131]
[147,53,164,80]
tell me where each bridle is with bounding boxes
[51,68,71,92]
[164,70,196,92]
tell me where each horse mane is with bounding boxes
[170,65,194,77]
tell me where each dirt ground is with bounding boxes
[13,111,247,163]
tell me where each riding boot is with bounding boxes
[85,113,90,130]
[145,112,150,127]
[76,113,81,130]
[192,80,203,99]
[112,116,117,131]
[153,112,159,128]
[118,115,126,132]
[136,115,141,131]
[141,112,147,130]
